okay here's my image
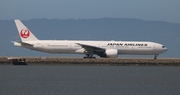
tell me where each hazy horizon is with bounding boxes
[1,0,180,23]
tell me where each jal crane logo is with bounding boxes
[20,29,30,38]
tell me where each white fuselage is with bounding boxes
[13,19,168,58]
[14,40,167,55]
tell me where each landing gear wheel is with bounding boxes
[83,53,95,59]
[83,57,96,59]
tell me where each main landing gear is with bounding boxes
[83,54,96,58]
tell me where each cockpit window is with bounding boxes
[162,46,166,48]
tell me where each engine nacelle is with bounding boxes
[75,48,87,54]
[105,49,118,58]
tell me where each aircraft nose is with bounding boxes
[162,46,168,53]
[165,48,168,51]
[156,44,168,53]
[164,47,168,52]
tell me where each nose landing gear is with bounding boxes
[154,55,158,59]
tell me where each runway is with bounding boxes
[0,57,180,66]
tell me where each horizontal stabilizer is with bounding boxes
[12,41,34,46]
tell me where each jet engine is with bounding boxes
[105,49,118,58]
[98,49,118,58]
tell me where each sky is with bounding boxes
[0,0,180,23]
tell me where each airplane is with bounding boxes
[13,19,168,59]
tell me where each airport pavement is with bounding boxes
[0,57,180,66]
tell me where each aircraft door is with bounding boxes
[153,44,156,50]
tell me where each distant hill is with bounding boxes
[0,18,180,58]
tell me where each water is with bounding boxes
[0,66,180,95]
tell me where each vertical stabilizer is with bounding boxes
[14,19,39,41]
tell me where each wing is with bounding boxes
[76,43,105,52]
